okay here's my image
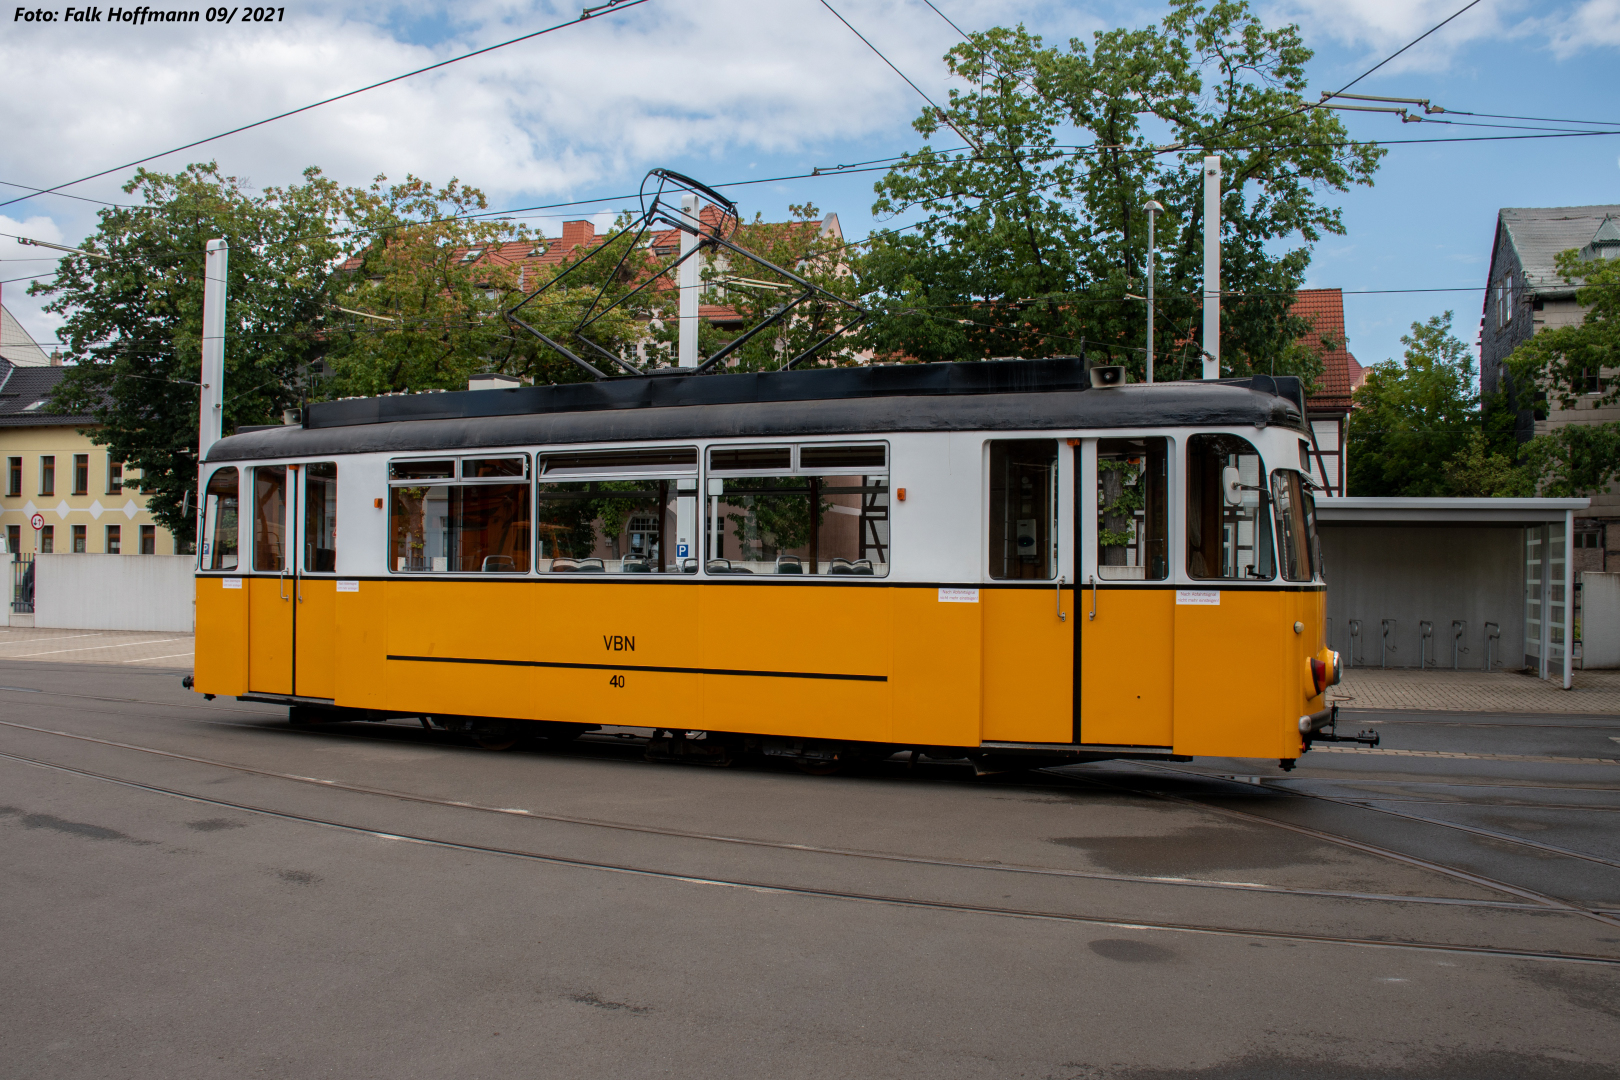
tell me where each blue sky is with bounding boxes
[1,0,1616,370]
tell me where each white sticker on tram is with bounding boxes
[938,588,980,603]
[222,578,242,590]
[1176,589,1220,606]
[336,580,360,593]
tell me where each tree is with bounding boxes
[1501,247,1620,498]
[1346,314,1489,497]
[38,163,355,545]
[856,0,1381,380]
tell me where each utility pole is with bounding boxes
[678,193,700,368]
[1144,199,1163,384]
[1202,156,1221,380]
[197,239,227,545]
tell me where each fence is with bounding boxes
[9,553,34,615]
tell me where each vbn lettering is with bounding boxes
[602,635,635,652]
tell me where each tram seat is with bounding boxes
[706,559,753,575]
[775,555,804,574]
[575,558,606,572]
[827,558,875,576]
[549,559,580,572]
[481,556,516,572]
[621,557,652,573]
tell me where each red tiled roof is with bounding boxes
[1293,288,1365,414]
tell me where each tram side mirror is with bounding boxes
[1089,365,1127,388]
[1222,465,1244,506]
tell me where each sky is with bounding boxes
[1,0,1616,371]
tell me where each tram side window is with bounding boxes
[989,440,1057,580]
[1272,470,1319,582]
[536,448,698,573]
[705,444,889,576]
[1186,434,1274,581]
[304,462,337,573]
[254,465,287,572]
[201,467,239,571]
[1096,437,1167,580]
[389,457,531,573]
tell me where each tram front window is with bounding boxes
[705,444,889,576]
[989,440,1057,580]
[389,457,530,573]
[1186,434,1275,581]
[201,467,239,571]
[1096,437,1168,580]
[1272,470,1319,582]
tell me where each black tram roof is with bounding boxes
[205,358,1307,462]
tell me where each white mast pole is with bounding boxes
[677,194,700,368]
[197,238,227,553]
[1202,156,1221,381]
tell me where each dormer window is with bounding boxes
[527,244,548,258]
[1581,214,1620,261]
[460,248,485,263]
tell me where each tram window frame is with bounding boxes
[200,466,240,572]
[1095,437,1168,581]
[704,442,890,577]
[303,462,338,574]
[1272,469,1320,583]
[252,465,288,573]
[988,440,1058,581]
[536,446,700,575]
[388,455,532,575]
[1185,433,1276,582]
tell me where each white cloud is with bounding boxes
[1543,0,1620,54]
[0,215,70,348]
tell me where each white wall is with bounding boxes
[1584,572,1620,669]
[34,554,195,632]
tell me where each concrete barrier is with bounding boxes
[1583,572,1619,669]
[34,554,195,632]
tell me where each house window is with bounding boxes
[6,457,19,497]
[108,458,123,494]
[73,454,89,495]
[40,525,53,553]
[106,524,121,554]
[5,525,18,554]
[1503,272,1513,326]
[40,456,55,496]
[140,524,156,555]
[72,525,86,553]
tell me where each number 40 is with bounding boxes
[608,674,626,688]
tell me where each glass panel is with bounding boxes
[72,525,86,553]
[709,447,791,472]
[463,457,526,479]
[1272,470,1317,583]
[390,460,454,481]
[141,525,155,555]
[1548,520,1566,673]
[799,444,886,471]
[253,465,287,572]
[106,525,121,554]
[457,484,531,572]
[542,448,697,475]
[1186,434,1274,581]
[1525,526,1544,667]
[989,440,1057,580]
[538,480,697,573]
[705,475,889,576]
[1096,437,1167,581]
[391,484,451,571]
[304,463,337,573]
[202,467,239,571]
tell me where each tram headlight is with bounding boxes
[1307,650,1342,698]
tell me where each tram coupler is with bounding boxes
[1300,705,1379,749]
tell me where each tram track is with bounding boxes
[3,744,1617,969]
[0,718,1546,915]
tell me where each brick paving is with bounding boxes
[0,627,195,668]
[1331,665,1620,715]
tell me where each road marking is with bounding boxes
[5,638,190,658]
[1315,747,1620,765]
[0,633,101,647]
[120,652,196,664]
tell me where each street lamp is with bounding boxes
[1143,199,1163,384]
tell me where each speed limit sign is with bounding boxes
[30,513,44,531]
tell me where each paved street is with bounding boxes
[2,657,1618,1078]
[0,626,196,668]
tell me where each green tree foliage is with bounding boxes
[38,163,354,543]
[855,0,1381,379]
[1347,314,1502,497]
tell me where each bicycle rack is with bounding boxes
[1484,622,1500,671]
[1381,619,1397,669]
[1348,619,1361,668]
[1452,620,1469,670]
[1419,621,1433,670]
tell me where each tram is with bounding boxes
[189,358,1343,768]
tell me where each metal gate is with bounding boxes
[10,553,34,614]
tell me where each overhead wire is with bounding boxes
[0,0,656,213]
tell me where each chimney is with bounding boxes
[560,220,596,250]
[50,350,63,367]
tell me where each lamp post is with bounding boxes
[1143,199,1163,384]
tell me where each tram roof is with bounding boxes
[205,359,1307,462]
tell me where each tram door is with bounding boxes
[246,463,339,699]
[1076,438,1175,747]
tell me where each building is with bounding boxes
[1292,288,1365,497]
[1480,205,1620,568]
[2,303,53,367]
[0,358,177,557]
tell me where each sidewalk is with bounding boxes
[1331,666,1620,714]
[0,626,195,668]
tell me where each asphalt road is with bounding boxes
[2,661,1618,1079]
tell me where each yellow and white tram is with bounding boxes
[190,358,1341,768]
